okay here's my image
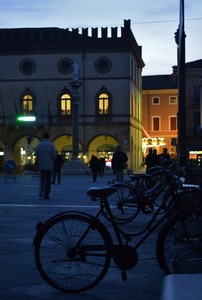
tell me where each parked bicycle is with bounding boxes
[106,165,174,224]
[33,173,202,293]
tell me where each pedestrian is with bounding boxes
[153,148,160,165]
[35,132,57,199]
[112,145,128,181]
[159,147,171,166]
[89,155,99,182]
[52,152,64,184]
[145,148,159,172]
[99,157,106,177]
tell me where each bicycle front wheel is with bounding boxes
[156,213,202,274]
[34,213,112,293]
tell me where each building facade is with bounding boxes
[184,59,202,163]
[142,75,178,158]
[0,19,144,172]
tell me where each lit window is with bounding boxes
[22,94,33,113]
[61,93,71,115]
[152,97,160,105]
[99,93,109,115]
[169,96,177,104]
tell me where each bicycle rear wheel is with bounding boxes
[106,182,140,224]
[156,212,202,274]
[34,213,112,293]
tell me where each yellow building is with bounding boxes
[0,20,144,172]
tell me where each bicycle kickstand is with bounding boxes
[121,270,127,281]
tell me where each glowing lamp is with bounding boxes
[17,116,36,122]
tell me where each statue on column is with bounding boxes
[73,61,80,82]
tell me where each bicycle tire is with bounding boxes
[105,182,140,224]
[156,211,202,274]
[34,213,113,293]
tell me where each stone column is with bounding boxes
[69,81,82,158]
[63,62,90,174]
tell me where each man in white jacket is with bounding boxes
[35,132,57,199]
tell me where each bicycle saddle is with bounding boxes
[87,187,117,199]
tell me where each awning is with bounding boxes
[142,126,151,138]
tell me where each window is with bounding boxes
[20,90,35,114]
[95,57,112,74]
[99,93,109,115]
[193,111,200,136]
[19,58,36,75]
[57,58,73,75]
[22,94,33,113]
[193,86,200,103]
[61,93,71,115]
[170,116,177,130]
[169,96,177,104]
[152,97,160,105]
[153,117,160,131]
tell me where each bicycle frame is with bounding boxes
[88,184,176,250]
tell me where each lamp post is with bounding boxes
[175,0,187,166]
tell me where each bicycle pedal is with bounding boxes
[121,271,127,281]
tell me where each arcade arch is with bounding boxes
[53,135,82,162]
[13,135,39,171]
[88,135,118,167]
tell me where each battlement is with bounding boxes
[0,19,142,58]
[0,19,132,43]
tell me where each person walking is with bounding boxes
[159,147,171,166]
[89,155,99,182]
[99,157,106,177]
[35,132,57,199]
[52,152,64,184]
[112,145,128,181]
[145,148,159,173]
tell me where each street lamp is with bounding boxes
[175,0,187,166]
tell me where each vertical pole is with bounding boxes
[177,0,187,165]
[69,81,82,159]
[72,89,79,158]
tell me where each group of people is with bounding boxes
[145,147,171,173]
[89,155,106,182]
[89,145,128,182]
[36,133,129,197]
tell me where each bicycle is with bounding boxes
[33,176,202,293]
[106,166,172,224]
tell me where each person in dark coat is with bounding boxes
[89,155,100,182]
[145,148,155,172]
[35,132,57,199]
[112,145,128,180]
[159,147,171,166]
[52,152,64,184]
